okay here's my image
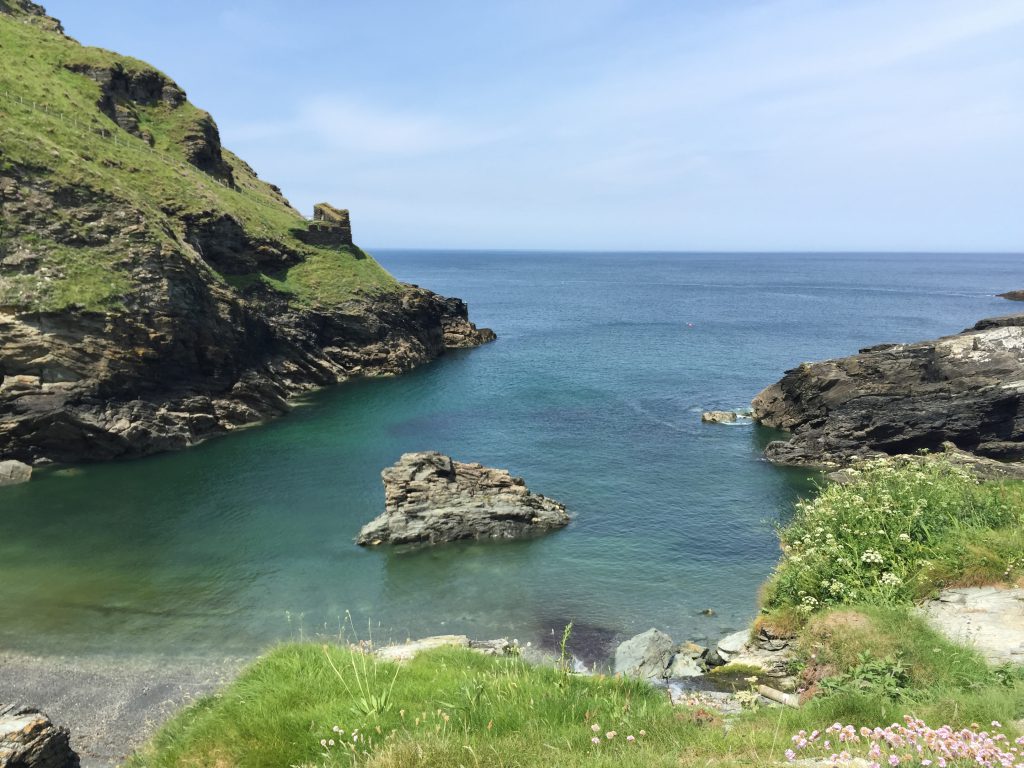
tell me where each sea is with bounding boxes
[0,252,1018,662]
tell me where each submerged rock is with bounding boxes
[0,704,79,768]
[0,460,32,486]
[752,315,1024,466]
[356,452,569,546]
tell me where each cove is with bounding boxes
[0,251,1017,660]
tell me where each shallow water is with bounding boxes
[0,252,1017,659]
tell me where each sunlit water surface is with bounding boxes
[0,252,1017,660]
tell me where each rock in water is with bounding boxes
[0,704,80,768]
[998,290,1024,302]
[701,410,739,423]
[751,315,1024,466]
[0,460,32,486]
[356,452,569,546]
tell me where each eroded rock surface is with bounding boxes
[0,704,79,768]
[357,452,568,546]
[752,316,1024,466]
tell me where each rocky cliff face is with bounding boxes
[0,4,494,465]
[751,316,1024,466]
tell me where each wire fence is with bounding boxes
[0,87,236,190]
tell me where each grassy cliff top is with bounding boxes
[0,3,398,312]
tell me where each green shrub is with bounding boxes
[762,455,1024,613]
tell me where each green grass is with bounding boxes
[126,629,1023,768]
[0,8,399,311]
[761,455,1024,614]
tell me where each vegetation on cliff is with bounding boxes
[762,455,1024,614]
[0,1,493,465]
[0,1,396,310]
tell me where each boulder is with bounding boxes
[716,629,750,659]
[356,452,569,546]
[0,704,80,768]
[613,628,674,680]
[752,316,1024,466]
[665,646,704,678]
[0,460,32,487]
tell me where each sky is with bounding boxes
[45,0,1024,251]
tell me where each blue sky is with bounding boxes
[47,0,1024,251]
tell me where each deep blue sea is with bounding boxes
[0,252,1018,660]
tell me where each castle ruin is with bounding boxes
[300,202,353,247]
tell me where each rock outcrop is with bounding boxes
[752,316,1024,466]
[919,587,1024,665]
[0,704,79,768]
[0,459,31,486]
[998,290,1024,302]
[613,628,706,681]
[701,410,750,424]
[0,5,494,466]
[356,452,569,546]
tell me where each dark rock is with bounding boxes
[357,452,568,546]
[751,317,1024,466]
[0,704,80,768]
[998,290,1024,302]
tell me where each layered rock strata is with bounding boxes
[357,451,569,545]
[752,316,1024,466]
[0,704,79,768]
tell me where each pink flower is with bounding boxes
[591,737,600,745]
[626,735,636,743]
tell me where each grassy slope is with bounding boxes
[0,9,398,311]
[128,636,1022,768]
[129,457,1024,767]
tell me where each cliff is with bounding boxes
[0,2,494,465]
[751,315,1024,466]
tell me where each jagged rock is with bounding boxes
[0,704,79,768]
[0,460,31,486]
[665,643,705,678]
[752,316,1024,466]
[613,628,674,680]
[716,629,750,659]
[357,452,568,545]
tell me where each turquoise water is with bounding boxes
[0,252,1018,660]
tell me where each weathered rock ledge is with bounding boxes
[0,290,494,467]
[357,451,569,546]
[751,315,1024,466]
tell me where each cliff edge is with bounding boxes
[751,315,1024,466]
[0,3,494,465]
